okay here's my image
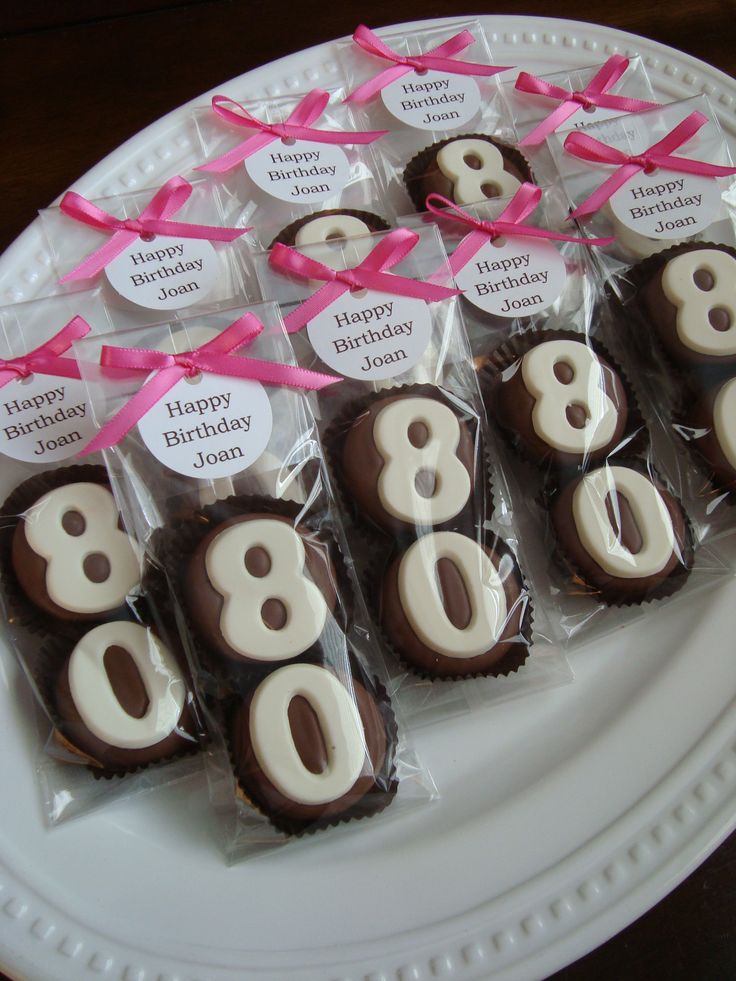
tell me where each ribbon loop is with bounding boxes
[59,176,247,283]
[564,110,736,218]
[80,312,340,455]
[345,24,512,104]
[0,316,91,389]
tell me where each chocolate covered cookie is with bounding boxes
[54,620,197,770]
[550,463,691,604]
[339,393,476,534]
[185,512,338,666]
[230,662,393,829]
[403,134,531,211]
[688,375,736,494]
[637,244,736,371]
[11,481,141,621]
[490,336,629,468]
[381,532,529,677]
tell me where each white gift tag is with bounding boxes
[138,372,273,479]
[306,290,431,380]
[557,104,630,133]
[106,237,219,309]
[0,374,96,462]
[381,70,481,131]
[609,171,721,240]
[455,237,567,317]
[245,141,350,203]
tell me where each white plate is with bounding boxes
[2,15,736,981]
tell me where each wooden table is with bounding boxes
[2,3,735,979]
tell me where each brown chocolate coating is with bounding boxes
[638,243,736,371]
[185,513,338,665]
[550,466,691,604]
[268,209,391,249]
[688,379,736,493]
[381,542,529,678]
[11,484,130,622]
[490,336,629,468]
[230,674,390,827]
[54,642,198,771]
[339,393,476,535]
[403,134,532,212]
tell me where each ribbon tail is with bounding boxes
[569,163,641,219]
[519,101,580,146]
[283,282,348,333]
[344,64,411,103]
[79,367,183,455]
[446,231,488,276]
[214,357,341,390]
[197,130,276,173]
[60,229,138,283]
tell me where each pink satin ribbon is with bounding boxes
[80,312,339,454]
[517,55,660,146]
[0,316,90,387]
[268,227,460,333]
[345,24,512,103]
[59,176,247,283]
[424,184,614,275]
[197,89,386,174]
[564,110,736,218]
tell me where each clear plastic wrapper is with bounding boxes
[255,223,571,722]
[0,295,205,823]
[334,22,522,218]
[75,300,435,859]
[501,55,660,185]
[192,88,389,251]
[547,95,736,285]
[398,182,605,357]
[40,176,251,327]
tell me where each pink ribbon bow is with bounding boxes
[0,316,90,387]
[345,24,512,104]
[80,312,339,455]
[564,110,736,219]
[59,175,248,283]
[517,55,660,146]
[268,227,460,333]
[424,184,615,275]
[196,89,387,174]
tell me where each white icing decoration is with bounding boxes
[521,339,620,454]
[661,250,736,356]
[23,483,141,615]
[436,139,521,206]
[373,397,471,525]
[205,518,328,662]
[68,621,186,750]
[398,531,508,658]
[249,663,366,806]
[713,376,736,471]
[294,214,372,254]
[571,465,677,578]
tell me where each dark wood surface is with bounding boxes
[2,2,735,979]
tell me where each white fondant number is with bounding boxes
[571,465,677,578]
[521,339,619,454]
[249,663,366,805]
[205,518,328,662]
[436,139,521,206]
[69,621,186,750]
[374,397,471,525]
[398,531,508,658]
[662,250,736,355]
[24,482,141,615]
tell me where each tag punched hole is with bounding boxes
[491,235,507,249]
[281,136,297,146]
[414,67,428,76]
[20,373,34,385]
[583,104,596,114]
[350,286,368,298]
[184,372,203,385]
[140,232,156,242]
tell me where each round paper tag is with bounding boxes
[306,290,431,380]
[455,237,567,317]
[106,237,219,310]
[245,140,350,203]
[557,104,629,133]
[381,70,481,131]
[137,372,273,479]
[0,374,96,463]
[609,171,721,240]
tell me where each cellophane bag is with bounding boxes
[255,222,572,723]
[75,299,435,860]
[0,294,205,823]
